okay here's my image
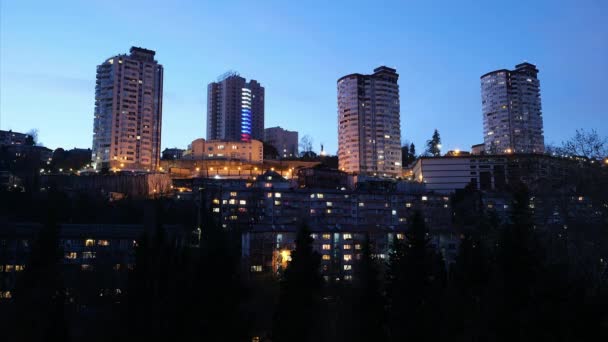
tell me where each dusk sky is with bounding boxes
[1,0,606,154]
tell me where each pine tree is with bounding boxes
[349,234,387,342]
[386,211,444,342]
[426,129,442,157]
[273,223,322,342]
[409,143,416,159]
[12,191,69,341]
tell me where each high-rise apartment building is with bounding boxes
[264,126,298,158]
[481,62,544,154]
[207,72,264,142]
[92,47,163,171]
[337,66,402,177]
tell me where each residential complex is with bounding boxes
[207,72,264,142]
[337,66,402,177]
[91,47,164,171]
[481,62,544,154]
[0,130,30,146]
[183,138,263,163]
[264,126,298,158]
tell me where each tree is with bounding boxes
[262,141,280,160]
[25,129,38,146]
[409,143,416,159]
[273,223,322,342]
[11,191,69,341]
[346,234,387,342]
[386,211,445,342]
[299,135,314,157]
[426,129,442,157]
[559,128,608,159]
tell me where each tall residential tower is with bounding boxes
[481,62,544,154]
[92,47,163,171]
[337,66,402,177]
[207,72,264,142]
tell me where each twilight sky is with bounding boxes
[1,0,606,154]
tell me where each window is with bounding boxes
[250,265,262,272]
[317,193,324,199]
[230,192,237,197]
[343,233,352,240]
[343,254,352,261]
[343,244,352,250]
[421,196,428,201]
[344,265,352,270]
[213,207,220,212]
[344,275,353,281]
[326,201,333,207]
[275,193,282,198]
[322,244,331,250]
[83,251,96,259]
[355,244,361,250]
[323,234,331,240]
[65,252,77,259]
[98,240,109,246]
[397,233,405,240]
[358,202,365,207]
[322,254,331,260]
[213,198,220,204]
[406,203,412,208]
[85,239,95,247]
[229,199,236,205]
[81,264,92,271]
[274,200,281,206]
[239,200,247,205]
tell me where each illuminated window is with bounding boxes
[83,251,96,259]
[397,233,405,240]
[275,193,282,198]
[213,199,220,204]
[250,265,262,272]
[326,202,333,207]
[323,234,331,240]
[267,193,272,198]
[392,210,397,215]
[344,275,353,281]
[230,215,238,220]
[98,240,109,246]
[238,207,247,213]
[343,233,352,240]
[359,202,365,207]
[213,207,220,212]
[317,193,324,199]
[229,199,236,205]
[344,265,352,270]
[310,209,316,214]
[355,244,361,250]
[274,200,281,206]
[343,244,352,250]
[322,244,331,250]
[239,200,247,205]
[343,254,352,261]
[230,192,237,197]
[421,196,428,201]
[65,252,77,259]
[326,209,332,214]
[81,264,92,271]
[322,254,331,260]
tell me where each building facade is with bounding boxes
[0,130,30,146]
[264,126,298,158]
[338,66,402,177]
[91,47,164,171]
[207,72,264,142]
[183,138,263,163]
[162,148,185,160]
[481,62,544,154]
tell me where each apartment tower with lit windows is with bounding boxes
[91,47,164,171]
[337,66,402,177]
[480,62,544,154]
[207,72,265,142]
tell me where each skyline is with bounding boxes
[1,0,607,155]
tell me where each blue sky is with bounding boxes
[1,0,606,154]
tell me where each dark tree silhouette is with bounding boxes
[273,223,322,342]
[426,129,442,157]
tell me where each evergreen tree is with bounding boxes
[273,223,322,342]
[426,129,442,157]
[409,143,416,159]
[386,211,444,342]
[349,234,387,342]
[11,191,69,341]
